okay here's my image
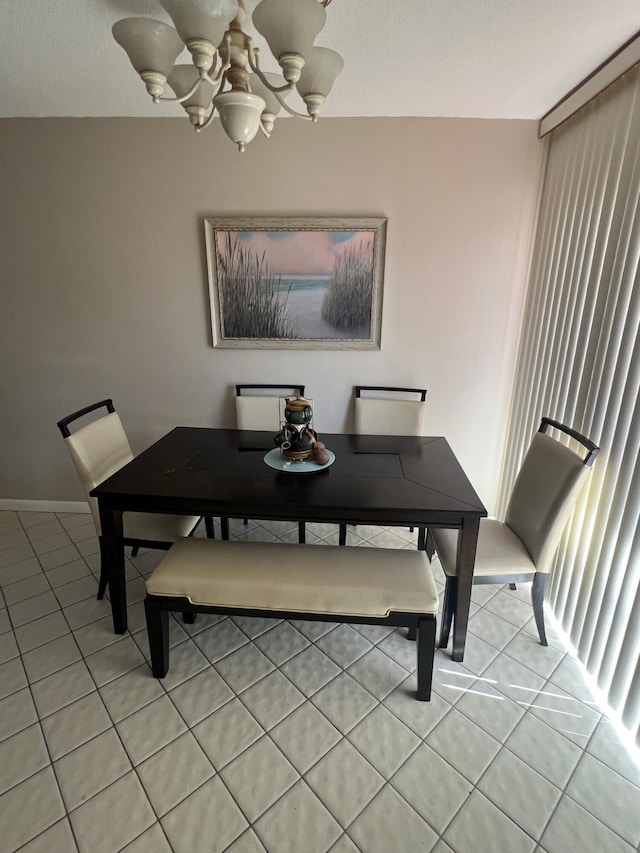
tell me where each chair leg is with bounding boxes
[416,617,436,701]
[97,536,108,600]
[204,517,215,539]
[298,522,306,544]
[439,576,457,648]
[531,573,548,646]
[220,518,229,540]
[145,598,169,677]
[183,612,197,625]
[407,626,417,641]
[339,523,347,546]
[425,528,436,561]
[509,583,517,590]
[417,528,426,551]
[131,546,139,558]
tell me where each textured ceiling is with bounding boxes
[1,0,639,120]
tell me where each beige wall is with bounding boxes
[0,116,544,511]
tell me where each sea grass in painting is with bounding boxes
[321,242,374,330]
[217,232,294,339]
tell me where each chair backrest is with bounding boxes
[57,400,133,535]
[235,384,305,431]
[505,418,599,573]
[354,386,427,436]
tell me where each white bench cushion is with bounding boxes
[146,538,439,619]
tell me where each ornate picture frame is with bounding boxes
[204,216,386,349]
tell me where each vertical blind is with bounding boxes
[499,65,640,745]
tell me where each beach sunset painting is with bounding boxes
[205,218,386,349]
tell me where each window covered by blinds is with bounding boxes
[499,65,640,745]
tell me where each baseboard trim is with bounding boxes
[0,499,90,514]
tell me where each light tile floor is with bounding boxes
[0,509,639,853]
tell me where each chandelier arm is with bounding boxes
[153,35,233,104]
[248,48,296,93]
[154,76,206,105]
[193,71,228,132]
[273,90,313,120]
[203,35,233,86]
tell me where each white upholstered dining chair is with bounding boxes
[57,399,205,600]
[235,383,307,542]
[235,383,306,432]
[339,385,428,547]
[432,417,599,648]
[354,385,427,436]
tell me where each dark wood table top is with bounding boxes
[91,428,486,528]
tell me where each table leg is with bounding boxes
[452,516,480,661]
[98,504,127,634]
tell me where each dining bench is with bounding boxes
[143,537,439,701]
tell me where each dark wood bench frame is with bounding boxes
[145,596,437,701]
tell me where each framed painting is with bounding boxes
[204,216,387,349]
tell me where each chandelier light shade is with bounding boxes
[296,46,344,115]
[158,0,238,69]
[111,0,342,151]
[252,0,326,62]
[112,18,184,96]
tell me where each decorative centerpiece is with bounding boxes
[264,395,334,472]
[275,396,316,461]
[265,396,334,471]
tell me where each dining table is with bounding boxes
[91,428,486,662]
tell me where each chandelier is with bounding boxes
[112,0,343,152]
